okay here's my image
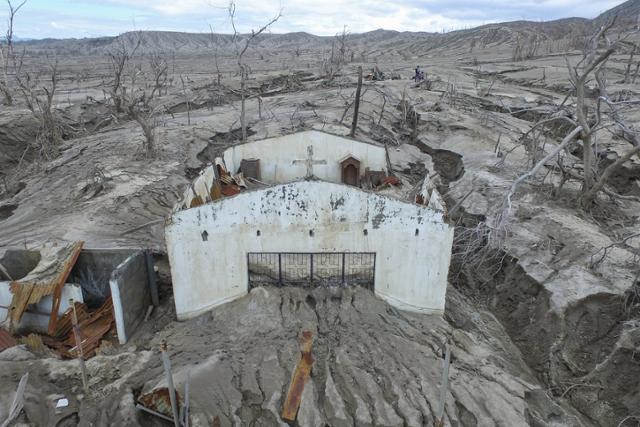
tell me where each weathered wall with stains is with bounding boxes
[166,181,453,320]
[222,130,388,183]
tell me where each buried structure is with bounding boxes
[0,241,156,354]
[166,130,454,319]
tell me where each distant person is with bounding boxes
[413,66,425,82]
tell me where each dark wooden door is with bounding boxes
[344,164,358,186]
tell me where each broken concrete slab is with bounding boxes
[110,251,153,344]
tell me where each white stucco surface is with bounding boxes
[222,130,388,183]
[166,181,453,320]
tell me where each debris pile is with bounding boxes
[43,297,116,359]
[178,159,268,210]
[1,243,158,365]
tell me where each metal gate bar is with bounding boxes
[248,252,375,290]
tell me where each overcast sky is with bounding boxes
[2,0,624,39]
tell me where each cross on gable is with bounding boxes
[292,145,327,179]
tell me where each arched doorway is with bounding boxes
[344,164,358,186]
[340,155,361,187]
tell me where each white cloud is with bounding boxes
[12,0,629,38]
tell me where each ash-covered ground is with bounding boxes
[1,1,640,426]
[0,286,590,426]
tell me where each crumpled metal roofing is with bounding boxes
[0,328,17,352]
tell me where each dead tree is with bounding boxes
[180,74,191,126]
[0,0,26,105]
[512,32,542,61]
[149,53,168,98]
[209,25,223,86]
[114,35,166,156]
[228,1,281,142]
[106,35,141,113]
[623,42,639,83]
[323,26,350,81]
[565,20,640,207]
[15,60,63,158]
[124,64,164,156]
[499,21,640,218]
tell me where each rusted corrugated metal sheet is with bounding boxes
[45,296,115,359]
[6,241,84,333]
[138,387,182,419]
[281,330,314,422]
[0,328,17,351]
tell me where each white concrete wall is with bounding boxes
[0,281,83,332]
[166,181,453,320]
[222,130,388,183]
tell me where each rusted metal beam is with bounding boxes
[281,330,314,423]
[160,341,180,427]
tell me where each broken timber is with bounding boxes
[281,330,314,422]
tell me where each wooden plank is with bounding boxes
[47,241,84,335]
[281,330,314,422]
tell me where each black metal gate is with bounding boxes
[247,252,375,290]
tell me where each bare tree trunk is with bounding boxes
[495,126,582,228]
[240,67,247,142]
[180,75,191,126]
[624,44,637,83]
[130,109,155,156]
[576,82,594,192]
[227,1,281,143]
[1,0,27,106]
[582,144,640,206]
[350,66,362,137]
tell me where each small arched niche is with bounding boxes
[340,155,361,187]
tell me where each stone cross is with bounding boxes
[292,145,327,179]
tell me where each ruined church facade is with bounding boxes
[166,130,454,319]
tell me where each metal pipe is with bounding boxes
[135,404,175,423]
[160,341,180,427]
[70,298,88,393]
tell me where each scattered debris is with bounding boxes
[19,333,48,354]
[137,342,184,425]
[373,175,402,191]
[55,398,69,409]
[138,388,181,423]
[1,373,28,427]
[0,327,17,351]
[0,262,14,281]
[282,330,314,422]
[365,66,386,81]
